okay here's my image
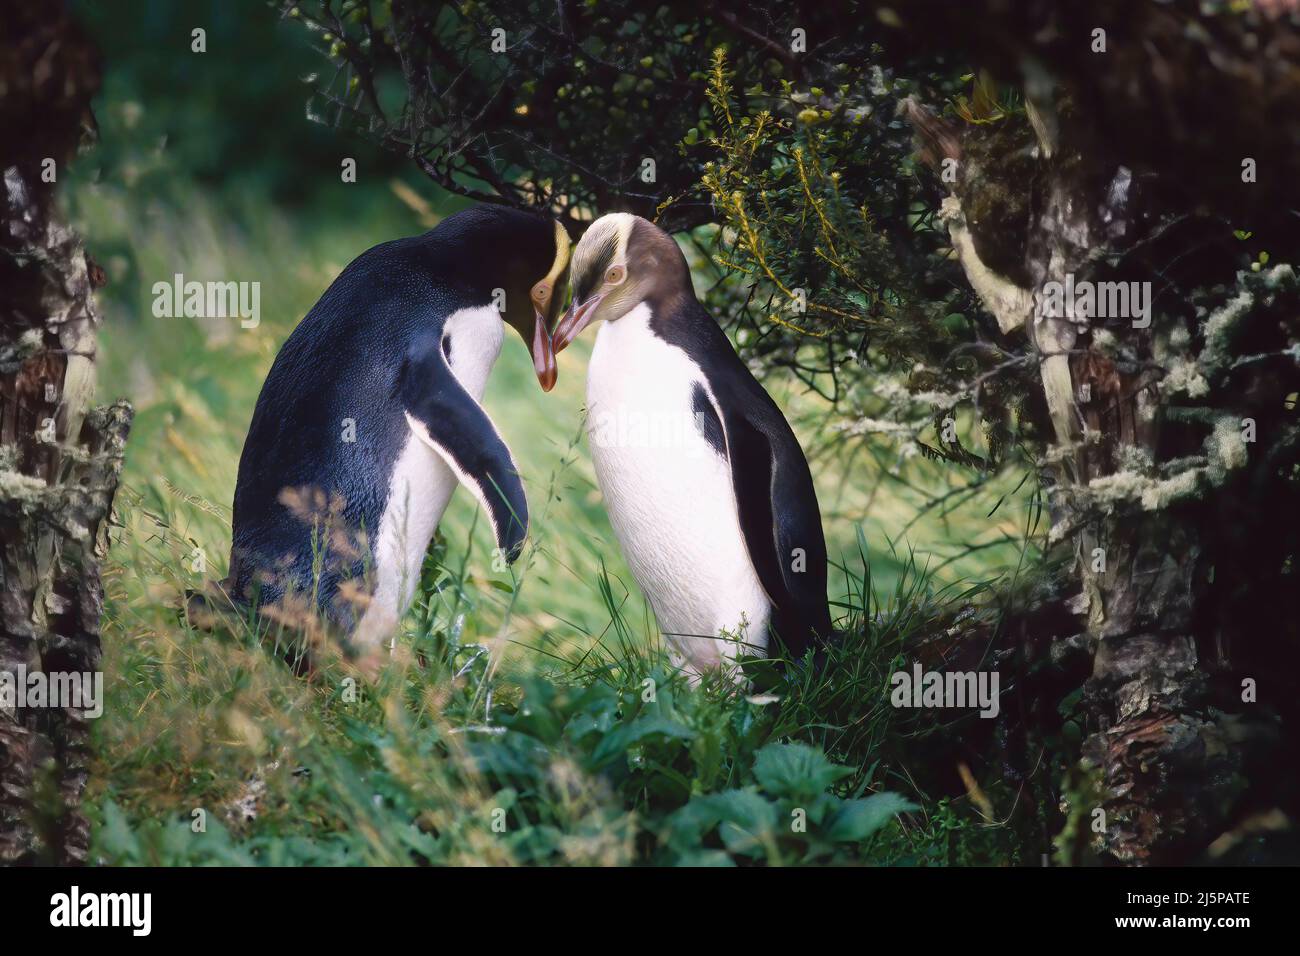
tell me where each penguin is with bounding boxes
[550,213,832,676]
[222,204,570,664]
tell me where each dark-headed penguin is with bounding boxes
[551,213,832,677]
[224,205,570,663]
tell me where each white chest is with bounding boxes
[586,304,770,672]
[442,305,505,395]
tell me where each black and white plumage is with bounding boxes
[552,213,832,674]
[224,205,569,657]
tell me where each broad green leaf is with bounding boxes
[825,792,917,842]
[752,741,853,798]
[590,715,695,767]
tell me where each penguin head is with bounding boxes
[551,213,690,352]
[439,205,572,390]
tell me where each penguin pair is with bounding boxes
[224,204,830,677]
[223,205,568,666]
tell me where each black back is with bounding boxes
[226,205,558,628]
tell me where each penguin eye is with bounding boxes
[605,265,626,285]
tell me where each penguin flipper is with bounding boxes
[706,391,832,658]
[400,338,529,562]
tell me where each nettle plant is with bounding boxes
[470,673,919,865]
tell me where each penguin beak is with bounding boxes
[551,293,604,354]
[532,307,557,392]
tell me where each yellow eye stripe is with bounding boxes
[541,219,572,291]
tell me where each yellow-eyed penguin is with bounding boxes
[224,205,570,663]
[551,213,832,676]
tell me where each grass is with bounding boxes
[67,160,1042,865]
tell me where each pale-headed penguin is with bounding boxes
[551,213,833,676]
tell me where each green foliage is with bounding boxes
[94,534,1029,867]
[278,1,936,235]
[698,48,1028,478]
[467,674,918,865]
[700,47,942,351]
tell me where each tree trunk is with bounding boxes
[0,0,131,865]
[896,0,1300,863]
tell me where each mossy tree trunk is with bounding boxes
[893,0,1300,863]
[0,0,131,865]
